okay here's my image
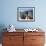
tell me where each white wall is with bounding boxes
[0,0,46,30]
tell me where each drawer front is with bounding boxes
[32,44,44,46]
[3,36,23,44]
[3,43,23,46]
[3,32,23,36]
[24,32,44,36]
[3,37,23,46]
[24,36,32,46]
[32,36,45,44]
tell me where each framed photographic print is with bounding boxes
[17,7,35,22]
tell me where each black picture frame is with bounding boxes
[17,7,35,22]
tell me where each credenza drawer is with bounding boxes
[3,32,23,36]
[3,36,23,44]
[24,32,44,36]
[32,36,44,44]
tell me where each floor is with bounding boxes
[0,44,2,46]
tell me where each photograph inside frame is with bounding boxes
[17,7,35,22]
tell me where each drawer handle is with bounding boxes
[9,38,13,40]
[9,38,12,40]
[32,39,36,40]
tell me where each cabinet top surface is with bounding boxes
[4,29,45,33]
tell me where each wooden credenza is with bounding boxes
[2,32,45,46]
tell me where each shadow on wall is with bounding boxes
[0,24,7,43]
